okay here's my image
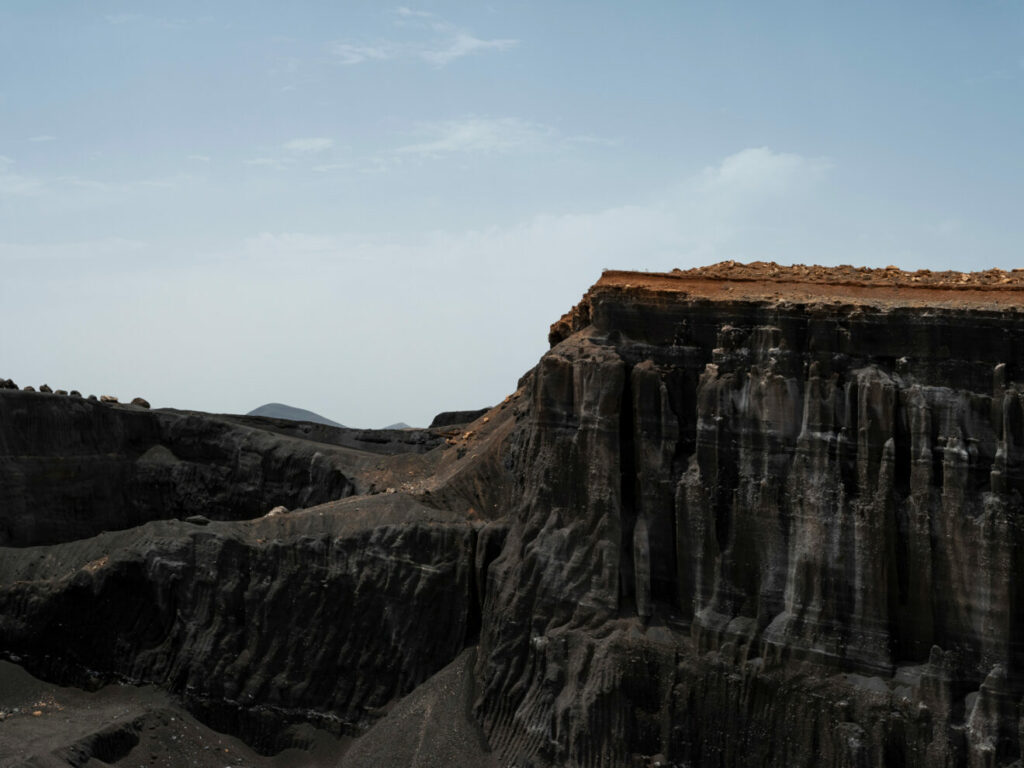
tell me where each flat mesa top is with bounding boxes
[594,261,1024,310]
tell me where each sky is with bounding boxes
[2,2,1024,427]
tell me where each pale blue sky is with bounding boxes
[2,2,1023,426]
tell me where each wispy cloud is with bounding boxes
[0,237,148,262]
[245,138,339,170]
[698,147,831,196]
[419,32,517,66]
[284,137,334,153]
[187,154,211,163]
[332,42,401,65]
[0,157,190,202]
[312,162,353,173]
[243,157,288,170]
[105,13,186,29]
[0,156,43,196]
[0,156,44,197]
[396,117,552,156]
[332,9,517,67]
[27,135,55,143]
[105,13,142,24]
[395,7,434,19]
[237,147,834,276]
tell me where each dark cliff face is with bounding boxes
[0,393,445,547]
[474,278,1024,767]
[6,265,1024,767]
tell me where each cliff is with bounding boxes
[4,262,1024,767]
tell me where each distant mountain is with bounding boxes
[246,403,344,428]
[383,422,412,430]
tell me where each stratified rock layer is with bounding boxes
[475,266,1024,768]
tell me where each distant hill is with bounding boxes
[383,422,412,430]
[246,403,344,428]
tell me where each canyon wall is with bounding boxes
[5,264,1024,767]
[475,270,1024,768]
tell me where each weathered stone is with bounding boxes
[130,397,150,408]
[38,384,52,394]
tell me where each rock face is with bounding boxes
[473,265,1024,768]
[6,262,1024,767]
[0,393,360,546]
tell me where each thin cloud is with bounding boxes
[244,157,288,170]
[698,147,831,195]
[27,135,56,143]
[0,237,148,263]
[396,117,553,156]
[105,13,142,24]
[105,13,186,29]
[332,42,399,65]
[0,156,44,197]
[419,33,517,66]
[312,162,353,173]
[283,137,334,153]
[332,10,517,67]
[395,7,434,19]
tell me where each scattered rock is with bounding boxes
[70,390,81,398]
[23,386,35,392]
[265,506,289,517]
[184,515,210,526]
[39,384,52,394]
[54,389,67,396]
[99,395,118,403]
[131,397,151,409]
[0,378,16,390]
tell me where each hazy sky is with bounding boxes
[3,2,1024,427]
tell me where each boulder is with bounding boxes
[131,397,151,409]
[99,395,118,404]
[39,384,52,394]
